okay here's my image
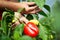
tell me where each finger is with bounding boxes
[35,7,42,11]
[29,9,41,14]
[26,6,38,12]
[27,2,36,5]
[19,16,29,24]
[14,12,21,18]
[35,9,41,13]
[15,21,20,25]
[29,10,36,14]
[12,21,20,27]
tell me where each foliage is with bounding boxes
[0,0,56,40]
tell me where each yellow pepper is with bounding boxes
[29,19,39,25]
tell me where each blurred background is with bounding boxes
[43,0,60,40]
[45,0,60,40]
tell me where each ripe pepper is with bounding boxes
[29,19,39,25]
[24,22,39,37]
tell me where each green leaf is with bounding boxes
[27,0,45,8]
[34,0,45,8]
[2,12,9,19]
[26,14,33,20]
[4,8,14,15]
[39,17,52,30]
[44,5,51,12]
[0,27,3,31]
[2,11,14,21]
[14,24,24,36]
[19,35,33,40]
[39,17,46,23]
[1,11,14,35]
[39,24,48,40]
[1,18,7,34]
[0,20,1,27]
[1,35,11,40]
[27,0,34,2]
[38,11,48,17]
[32,38,36,40]
[13,24,24,40]
[26,14,38,20]
[31,14,38,20]
[13,31,20,40]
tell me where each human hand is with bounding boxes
[12,12,29,27]
[15,2,41,14]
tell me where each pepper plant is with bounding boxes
[0,0,56,40]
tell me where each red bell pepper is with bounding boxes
[24,22,39,37]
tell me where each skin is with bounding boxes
[0,0,40,14]
[0,0,41,26]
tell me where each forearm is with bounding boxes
[0,1,19,11]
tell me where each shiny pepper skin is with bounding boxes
[24,22,39,37]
